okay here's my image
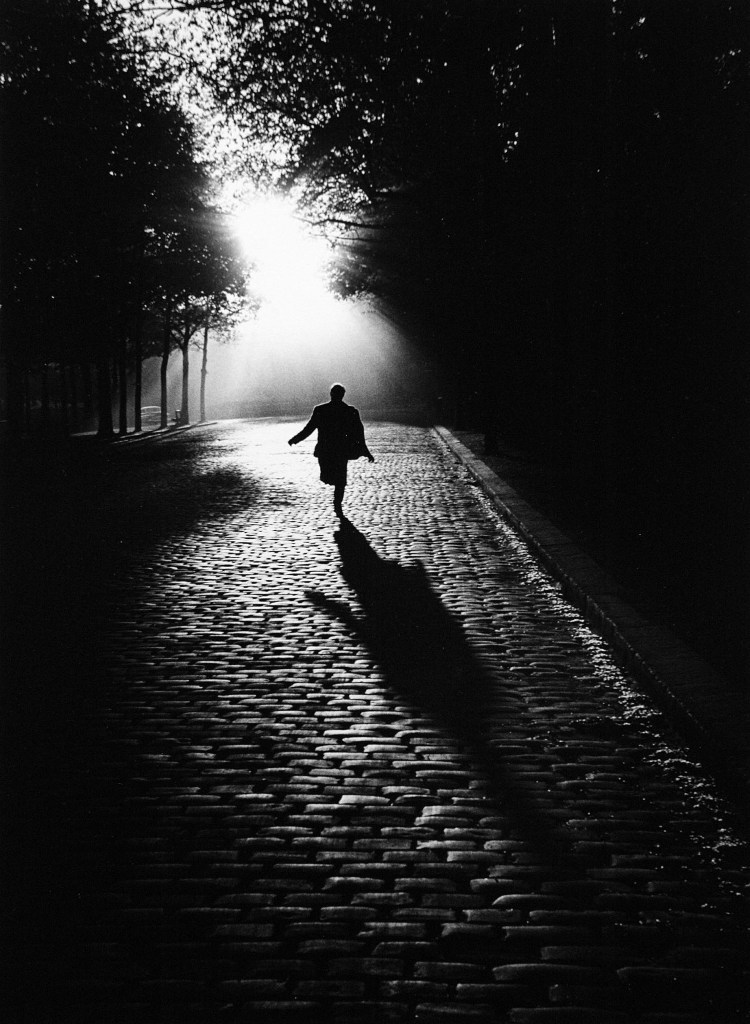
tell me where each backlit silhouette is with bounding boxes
[288,383,374,517]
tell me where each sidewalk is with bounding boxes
[4,419,749,1024]
[437,428,750,818]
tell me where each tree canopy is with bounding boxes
[0,0,246,435]
[148,0,744,444]
[4,0,746,446]
[133,1,747,668]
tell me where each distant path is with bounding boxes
[4,420,748,1023]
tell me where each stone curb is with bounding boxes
[434,425,750,822]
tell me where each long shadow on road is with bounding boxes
[306,519,579,874]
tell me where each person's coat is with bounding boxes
[290,400,367,460]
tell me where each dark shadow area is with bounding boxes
[456,427,750,691]
[0,431,264,1021]
[306,520,582,873]
[1,431,262,714]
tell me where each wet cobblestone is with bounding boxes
[4,420,749,1023]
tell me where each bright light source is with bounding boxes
[234,194,334,321]
[208,188,427,421]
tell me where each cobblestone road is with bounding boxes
[4,420,749,1023]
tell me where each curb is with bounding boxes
[434,425,750,820]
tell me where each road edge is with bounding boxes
[434,424,750,821]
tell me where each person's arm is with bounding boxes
[352,410,375,462]
[288,409,318,445]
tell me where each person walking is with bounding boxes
[288,383,375,517]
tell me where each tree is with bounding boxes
[120,0,746,397]
[199,291,247,423]
[186,2,521,382]
[0,0,228,438]
[117,95,207,434]
[145,200,245,427]
[119,0,749,680]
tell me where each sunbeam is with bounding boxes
[234,193,337,325]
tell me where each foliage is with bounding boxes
[0,0,247,434]
[147,199,245,344]
[127,1,748,633]
[168,0,746,432]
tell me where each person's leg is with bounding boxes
[331,457,348,516]
[333,482,345,516]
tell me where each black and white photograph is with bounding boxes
[1,1,748,1021]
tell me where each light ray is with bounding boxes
[234,194,336,323]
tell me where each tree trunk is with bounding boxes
[40,362,50,433]
[96,356,114,438]
[180,319,190,425]
[160,348,169,428]
[69,364,80,433]
[82,361,94,423]
[23,367,31,435]
[597,0,620,559]
[160,300,172,429]
[200,309,210,423]
[5,359,24,439]
[60,360,70,435]
[118,335,128,435]
[133,233,145,433]
[134,323,143,433]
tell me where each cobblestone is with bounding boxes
[5,420,749,1023]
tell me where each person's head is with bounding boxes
[330,383,346,402]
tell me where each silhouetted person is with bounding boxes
[288,383,374,517]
